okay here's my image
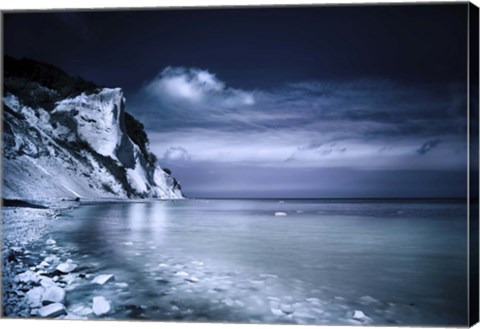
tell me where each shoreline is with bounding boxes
[1,202,116,319]
[1,198,183,319]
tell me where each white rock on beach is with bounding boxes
[38,261,50,268]
[274,212,288,216]
[39,276,57,288]
[11,246,23,253]
[26,287,45,308]
[56,262,77,274]
[15,270,41,284]
[37,303,67,318]
[92,296,111,316]
[61,273,77,285]
[41,286,66,304]
[91,274,114,285]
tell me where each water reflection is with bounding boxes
[46,199,468,325]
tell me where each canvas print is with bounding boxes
[1,2,479,326]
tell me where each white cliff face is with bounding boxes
[54,88,127,161]
[3,88,183,201]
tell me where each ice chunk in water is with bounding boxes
[92,296,111,316]
[91,274,114,285]
[352,310,371,322]
[56,262,77,274]
[37,303,66,317]
[15,270,40,283]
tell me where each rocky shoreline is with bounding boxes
[2,205,127,319]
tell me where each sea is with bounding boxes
[39,198,468,325]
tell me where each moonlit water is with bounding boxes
[42,199,467,325]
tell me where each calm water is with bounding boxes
[42,199,467,325]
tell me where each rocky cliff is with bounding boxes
[2,56,183,201]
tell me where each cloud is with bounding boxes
[144,66,255,107]
[130,67,467,172]
[417,139,442,155]
[162,146,191,162]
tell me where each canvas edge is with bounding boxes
[468,1,480,327]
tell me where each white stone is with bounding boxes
[61,273,77,285]
[15,270,40,284]
[274,212,288,216]
[92,296,111,316]
[26,287,45,308]
[353,310,368,320]
[38,261,50,268]
[91,274,114,285]
[39,276,57,288]
[46,239,56,245]
[56,262,77,273]
[11,246,23,253]
[37,303,66,317]
[41,286,66,304]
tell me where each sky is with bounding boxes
[3,3,470,198]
